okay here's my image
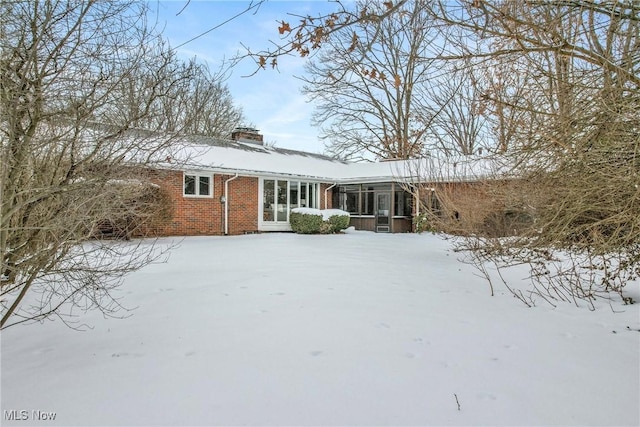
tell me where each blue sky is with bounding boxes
[151,1,340,153]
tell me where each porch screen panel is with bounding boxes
[394,190,412,216]
[403,191,413,216]
[340,185,359,214]
[362,191,374,215]
[277,180,288,221]
[263,180,275,221]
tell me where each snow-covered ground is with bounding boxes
[2,231,639,426]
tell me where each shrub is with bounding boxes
[290,208,350,234]
[413,213,437,233]
[290,210,324,234]
[326,213,350,233]
[93,182,174,239]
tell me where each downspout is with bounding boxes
[324,183,337,209]
[224,174,239,235]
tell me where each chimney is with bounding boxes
[231,127,263,145]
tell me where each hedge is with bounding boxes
[290,208,350,234]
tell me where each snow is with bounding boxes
[291,207,323,216]
[167,138,506,183]
[320,209,350,220]
[2,232,639,426]
[292,207,350,220]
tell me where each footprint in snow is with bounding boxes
[477,392,497,401]
[111,352,129,358]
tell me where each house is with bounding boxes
[154,129,497,236]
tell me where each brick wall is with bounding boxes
[226,175,259,235]
[320,183,334,209]
[155,171,259,236]
[154,172,337,236]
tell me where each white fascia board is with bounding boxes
[174,163,335,182]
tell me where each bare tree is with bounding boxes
[0,1,192,328]
[179,0,638,307]
[426,1,640,307]
[178,68,246,139]
[118,58,246,139]
[299,0,441,160]
[240,0,409,74]
[422,64,489,156]
[294,0,639,306]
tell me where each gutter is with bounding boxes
[224,173,239,235]
[324,182,337,209]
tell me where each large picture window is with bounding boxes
[263,179,275,221]
[263,179,319,223]
[184,173,212,197]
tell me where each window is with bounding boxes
[289,181,299,211]
[345,192,359,213]
[361,191,374,215]
[263,179,275,221]
[394,191,413,217]
[340,185,360,214]
[263,179,319,223]
[184,173,212,197]
[428,189,441,217]
[339,183,402,216]
[300,182,318,208]
[277,180,288,221]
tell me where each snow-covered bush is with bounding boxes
[323,209,350,233]
[290,208,350,234]
[290,208,324,234]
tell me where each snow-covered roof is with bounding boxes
[164,135,508,184]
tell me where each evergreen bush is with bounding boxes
[290,211,324,234]
[326,214,350,233]
[290,208,350,234]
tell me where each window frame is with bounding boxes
[393,190,413,218]
[183,172,213,198]
[262,179,320,224]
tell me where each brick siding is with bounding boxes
[320,183,334,209]
[154,171,258,236]
[154,172,335,236]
